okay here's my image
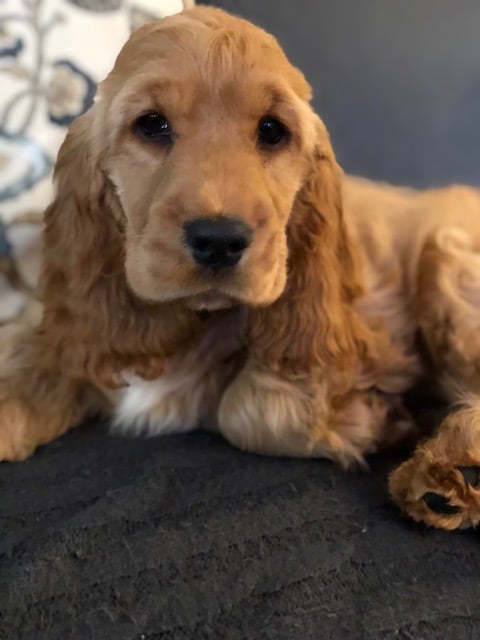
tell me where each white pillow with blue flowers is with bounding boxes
[0,0,192,323]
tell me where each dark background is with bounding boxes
[2,2,480,638]
[202,0,480,188]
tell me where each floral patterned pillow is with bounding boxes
[0,0,193,324]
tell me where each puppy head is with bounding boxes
[86,7,333,311]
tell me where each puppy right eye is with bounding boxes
[134,112,173,145]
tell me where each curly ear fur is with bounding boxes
[38,109,200,388]
[247,124,374,382]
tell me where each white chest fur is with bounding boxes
[111,309,244,436]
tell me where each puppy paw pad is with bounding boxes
[421,492,461,515]
[456,465,480,487]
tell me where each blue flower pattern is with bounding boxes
[0,220,12,259]
[0,29,23,57]
[0,0,96,203]
[47,60,96,126]
[0,0,184,324]
[0,134,51,202]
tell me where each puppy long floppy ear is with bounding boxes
[247,120,372,381]
[38,109,196,388]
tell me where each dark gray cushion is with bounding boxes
[200,0,480,187]
[2,425,479,639]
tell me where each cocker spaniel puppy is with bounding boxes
[1,7,480,531]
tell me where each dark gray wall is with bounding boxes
[199,0,480,188]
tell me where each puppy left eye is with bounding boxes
[257,116,290,147]
[134,112,173,145]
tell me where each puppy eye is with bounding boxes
[134,112,173,145]
[257,116,290,147]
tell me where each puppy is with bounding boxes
[1,7,480,530]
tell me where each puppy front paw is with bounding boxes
[218,360,315,457]
[0,398,38,461]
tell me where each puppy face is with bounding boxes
[95,8,321,311]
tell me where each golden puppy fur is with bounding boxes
[1,7,480,530]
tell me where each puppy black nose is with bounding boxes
[183,215,252,270]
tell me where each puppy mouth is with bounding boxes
[184,290,239,311]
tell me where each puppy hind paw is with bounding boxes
[389,404,480,529]
[420,464,480,512]
[390,456,480,530]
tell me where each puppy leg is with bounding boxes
[390,228,480,528]
[0,324,105,461]
[218,359,413,467]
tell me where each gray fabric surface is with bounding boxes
[2,425,479,640]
